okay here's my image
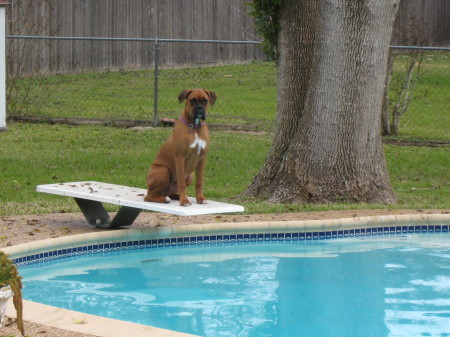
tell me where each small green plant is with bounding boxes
[246,0,282,61]
[0,251,24,336]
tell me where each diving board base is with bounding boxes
[37,181,244,229]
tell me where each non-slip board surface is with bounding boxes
[37,181,244,216]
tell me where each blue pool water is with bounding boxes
[19,233,450,337]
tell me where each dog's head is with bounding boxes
[178,89,217,125]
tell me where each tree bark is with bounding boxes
[246,0,398,204]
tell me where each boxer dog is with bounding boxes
[144,89,217,206]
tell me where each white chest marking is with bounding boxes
[190,133,207,154]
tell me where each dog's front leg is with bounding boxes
[175,156,191,206]
[195,157,207,204]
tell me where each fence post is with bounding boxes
[0,0,8,132]
[153,39,160,127]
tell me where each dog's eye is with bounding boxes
[201,99,208,105]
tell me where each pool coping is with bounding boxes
[3,213,450,337]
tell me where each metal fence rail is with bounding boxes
[6,35,262,45]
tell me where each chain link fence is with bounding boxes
[5,36,450,143]
[383,47,449,143]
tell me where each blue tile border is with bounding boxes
[13,224,450,267]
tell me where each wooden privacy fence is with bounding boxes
[4,0,449,76]
[5,0,263,76]
[393,0,450,46]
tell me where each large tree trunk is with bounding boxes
[246,0,398,204]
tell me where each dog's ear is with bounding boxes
[178,89,193,104]
[204,90,217,106]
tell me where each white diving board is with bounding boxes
[37,181,244,229]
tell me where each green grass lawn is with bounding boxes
[3,59,449,216]
[0,123,448,216]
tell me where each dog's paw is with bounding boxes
[180,198,192,207]
[196,198,208,205]
[144,195,171,204]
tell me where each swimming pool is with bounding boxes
[5,214,450,337]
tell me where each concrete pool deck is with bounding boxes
[3,212,450,337]
[7,300,197,337]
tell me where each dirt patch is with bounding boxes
[2,209,449,249]
[8,116,259,133]
[1,208,449,337]
[383,139,450,147]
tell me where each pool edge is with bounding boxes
[3,213,450,259]
[6,298,198,337]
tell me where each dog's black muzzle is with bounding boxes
[195,105,206,123]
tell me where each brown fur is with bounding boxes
[144,89,217,206]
